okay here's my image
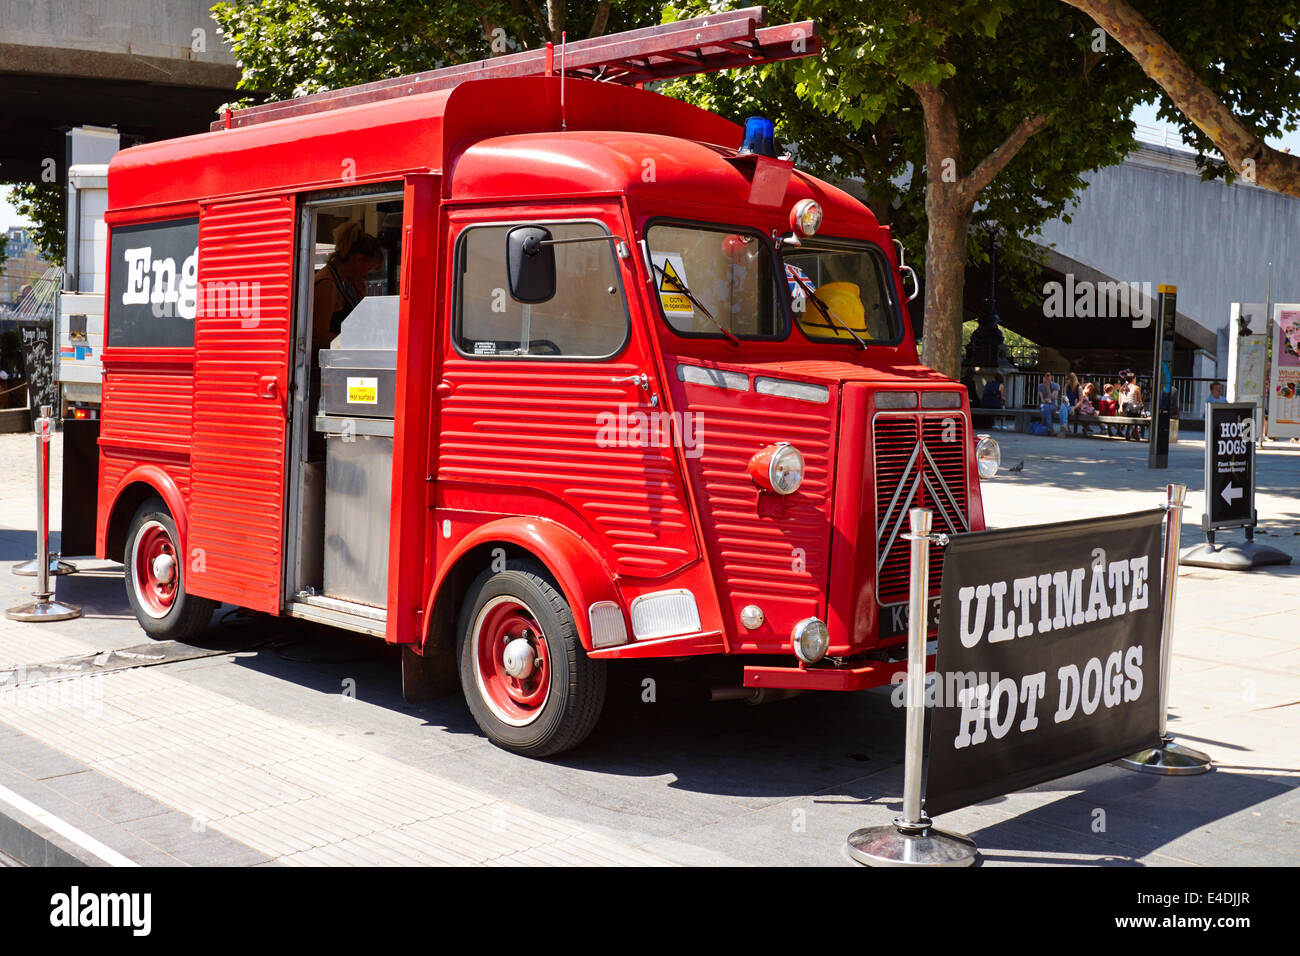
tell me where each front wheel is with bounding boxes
[457,560,606,757]
[123,499,216,641]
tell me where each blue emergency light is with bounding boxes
[738,116,777,158]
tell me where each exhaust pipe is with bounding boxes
[709,686,803,705]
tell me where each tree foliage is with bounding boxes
[7,183,65,267]
[1064,0,1300,194]
[210,0,663,105]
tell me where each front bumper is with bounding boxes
[743,653,934,692]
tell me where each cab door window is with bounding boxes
[454,221,629,359]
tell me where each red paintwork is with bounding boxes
[97,60,987,690]
[185,195,296,613]
[743,654,928,693]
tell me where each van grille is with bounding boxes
[873,414,970,606]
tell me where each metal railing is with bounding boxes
[991,371,1220,420]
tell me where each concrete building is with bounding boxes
[0,1,240,182]
[977,126,1300,382]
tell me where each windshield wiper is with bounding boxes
[788,270,867,350]
[652,261,740,346]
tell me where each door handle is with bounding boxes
[612,372,658,407]
[258,375,279,399]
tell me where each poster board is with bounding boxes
[1228,302,1267,440]
[1267,303,1300,440]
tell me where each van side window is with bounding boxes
[455,221,628,359]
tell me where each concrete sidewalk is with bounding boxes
[0,429,1296,866]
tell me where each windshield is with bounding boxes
[644,222,784,339]
[783,240,901,344]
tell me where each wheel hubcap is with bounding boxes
[132,520,178,619]
[502,636,537,679]
[473,597,551,726]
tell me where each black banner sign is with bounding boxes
[1204,402,1255,529]
[925,510,1165,817]
[106,218,199,348]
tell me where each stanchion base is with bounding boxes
[846,820,978,867]
[5,600,83,623]
[1115,736,1212,775]
[1179,541,1291,570]
[12,558,77,577]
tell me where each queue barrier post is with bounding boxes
[846,507,978,867]
[12,405,76,578]
[6,406,82,623]
[1116,483,1211,775]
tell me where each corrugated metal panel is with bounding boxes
[438,359,697,578]
[669,379,836,642]
[186,195,296,612]
[99,369,193,454]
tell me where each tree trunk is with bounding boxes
[922,200,971,379]
[1063,0,1300,197]
[911,80,1048,378]
[914,81,969,380]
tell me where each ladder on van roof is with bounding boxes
[213,8,819,131]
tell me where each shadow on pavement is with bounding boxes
[12,527,1292,866]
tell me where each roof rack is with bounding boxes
[212,8,819,131]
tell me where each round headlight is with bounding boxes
[789,199,823,237]
[792,617,830,664]
[976,434,1001,479]
[748,442,805,495]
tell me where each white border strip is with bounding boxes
[0,781,139,867]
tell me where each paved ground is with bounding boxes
[0,426,1296,866]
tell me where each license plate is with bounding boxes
[879,598,941,639]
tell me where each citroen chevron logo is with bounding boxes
[877,427,970,578]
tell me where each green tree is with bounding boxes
[7,183,66,267]
[1062,0,1300,196]
[210,0,662,104]
[664,0,1151,377]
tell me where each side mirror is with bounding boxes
[506,225,556,304]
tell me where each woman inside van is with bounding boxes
[313,220,384,347]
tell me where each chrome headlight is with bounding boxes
[748,442,805,495]
[792,617,830,664]
[789,199,823,237]
[976,434,1001,479]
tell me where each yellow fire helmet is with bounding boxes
[808,281,871,340]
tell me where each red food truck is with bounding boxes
[92,10,998,755]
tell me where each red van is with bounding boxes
[93,11,997,755]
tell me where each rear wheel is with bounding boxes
[457,560,606,757]
[123,499,216,641]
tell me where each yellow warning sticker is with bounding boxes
[653,253,695,318]
[346,376,378,404]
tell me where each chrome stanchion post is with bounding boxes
[6,407,82,623]
[1117,483,1211,774]
[847,507,977,867]
[13,405,76,577]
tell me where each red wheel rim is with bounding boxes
[472,596,551,726]
[132,520,178,618]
